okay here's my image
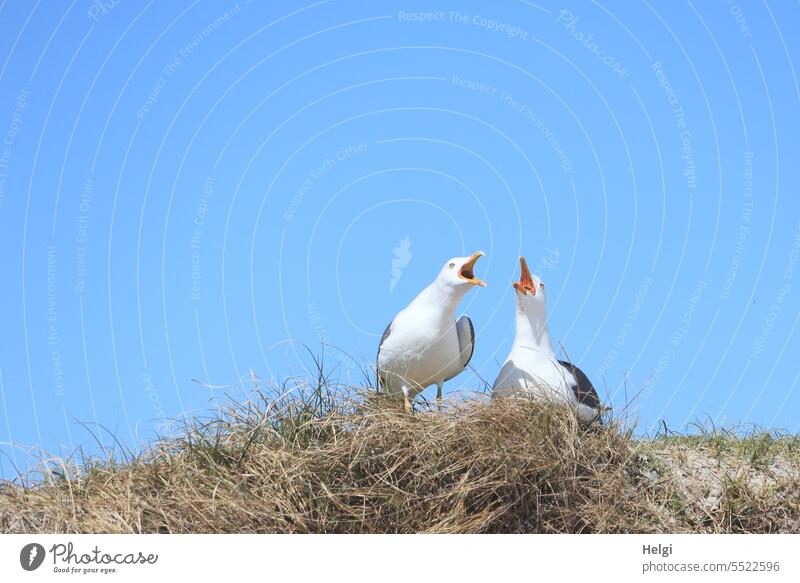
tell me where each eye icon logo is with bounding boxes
[20,543,46,571]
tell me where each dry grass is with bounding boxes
[1,381,798,533]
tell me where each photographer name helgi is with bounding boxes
[20,541,158,574]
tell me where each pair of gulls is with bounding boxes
[377,251,603,423]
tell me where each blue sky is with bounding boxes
[1,0,799,475]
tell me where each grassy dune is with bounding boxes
[1,381,799,533]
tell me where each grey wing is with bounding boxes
[376,320,393,390]
[444,316,475,382]
[456,315,475,369]
[492,359,523,398]
[558,360,601,410]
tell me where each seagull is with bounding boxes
[377,251,486,412]
[492,256,604,423]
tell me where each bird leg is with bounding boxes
[436,382,443,411]
[402,386,412,414]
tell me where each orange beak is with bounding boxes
[458,251,486,287]
[513,256,536,295]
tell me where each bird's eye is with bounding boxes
[539,283,545,290]
[448,262,455,269]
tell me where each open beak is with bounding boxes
[513,256,535,295]
[459,251,486,287]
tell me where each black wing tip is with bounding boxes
[559,360,603,410]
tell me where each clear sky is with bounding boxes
[1,0,799,475]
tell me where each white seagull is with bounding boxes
[377,251,486,412]
[492,256,603,423]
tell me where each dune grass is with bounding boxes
[1,373,798,533]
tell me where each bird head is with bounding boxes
[513,256,547,311]
[438,251,486,289]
